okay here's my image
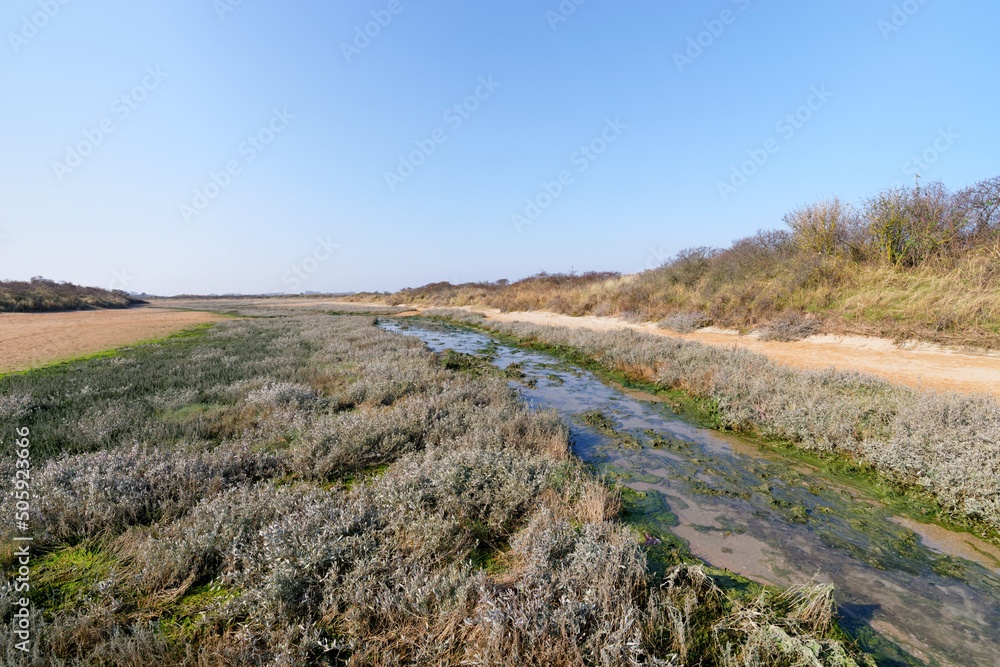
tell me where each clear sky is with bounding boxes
[1,0,998,295]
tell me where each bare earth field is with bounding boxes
[0,307,224,374]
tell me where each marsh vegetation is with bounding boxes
[1,308,873,665]
[426,310,1000,546]
[387,316,1000,665]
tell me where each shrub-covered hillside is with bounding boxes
[0,277,145,312]
[353,176,1000,347]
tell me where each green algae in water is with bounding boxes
[642,428,692,451]
[578,409,618,433]
[620,487,689,576]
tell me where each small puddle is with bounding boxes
[381,318,1000,666]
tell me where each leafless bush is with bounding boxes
[958,176,1000,237]
[784,197,858,256]
[863,182,970,266]
[662,247,717,287]
[0,277,144,313]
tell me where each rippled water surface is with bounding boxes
[381,319,1000,666]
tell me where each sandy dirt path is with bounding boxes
[0,307,224,374]
[314,301,1000,397]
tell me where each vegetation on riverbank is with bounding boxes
[352,177,1000,348]
[0,307,872,665]
[419,309,1000,549]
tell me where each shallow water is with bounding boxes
[381,319,1000,666]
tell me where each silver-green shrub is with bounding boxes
[460,317,1000,532]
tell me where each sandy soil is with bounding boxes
[0,307,224,374]
[891,517,1000,575]
[315,301,1000,397]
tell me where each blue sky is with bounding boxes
[1,0,997,295]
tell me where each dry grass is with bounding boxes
[351,247,1000,348]
[349,177,1000,348]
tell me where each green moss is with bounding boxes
[342,462,392,490]
[305,462,394,493]
[32,545,118,613]
[467,520,511,574]
[159,581,239,642]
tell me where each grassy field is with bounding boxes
[351,177,1000,348]
[0,279,145,313]
[0,306,871,666]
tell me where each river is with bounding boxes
[380,318,1000,666]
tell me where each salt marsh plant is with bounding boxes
[656,312,711,334]
[433,311,1000,539]
[0,311,868,665]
